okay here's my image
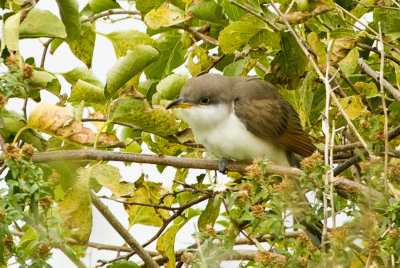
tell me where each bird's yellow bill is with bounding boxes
[166,99,195,109]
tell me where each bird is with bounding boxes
[166,73,321,246]
[166,74,315,166]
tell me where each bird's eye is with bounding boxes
[199,97,210,105]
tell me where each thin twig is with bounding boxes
[40,38,53,68]
[330,89,369,151]
[197,54,226,76]
[354,0,400,11]
[81,10,141,23]
[322,39,333,252]
[20,0,39,22]
[229,0,280,31]
[99,195,180,211]
[90,191,159,268]
[358,58,400,101]
[336,4,400,55]
[173,25,219,46]
[337,67,373,111]
[330,121,336,228]
[141,195,210,248]
[357,43,400,66]
[378,23,389,194]
[22,98,28,121]
[269,0,325,79]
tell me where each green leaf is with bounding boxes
[104,30,155,58]
[198,197,222,230]
[135,0,164,14]
[87,0,120,14]
[248,29,281,51]
[218,14,267,54]
[28,69,61,95]
[223,58,257,76]
[372,8,400,38]
[142,133,184,155]
[121,140,142,153]
[354,82,379,99]
[275,31,308,88]
[156,73,188,100]
[69,79,106,104]
[125,182,170,227]
[110,96,179,136]
[105,45,160,97]
[215,0,246,21]
[0,109,47,151]
[144,3,190,29]
[307,32,327,71]
[338,96,367,120]
[50,38,64,54]
[156,216,192,267]
[187,45,213,76]
[107,260,140,268]
[67,22,96,68]
[90,164,136,197]
[55,0,81,41]
[58,167,92,243]
[19,9,67,39]
[145,30,187,79]
[188,0,227,26]
[352,0,377,18]
[338,48,359,76]
[2,11,21,51]
[388,101,400,120]
[62,66,104,87]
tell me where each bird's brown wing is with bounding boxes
[233,79,315,157]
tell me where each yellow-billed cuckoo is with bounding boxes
[167,74,321,246]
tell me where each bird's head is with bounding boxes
[166,74,234,110]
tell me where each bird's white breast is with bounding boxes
[178,104,289,166]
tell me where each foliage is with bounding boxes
[0,0,400,267]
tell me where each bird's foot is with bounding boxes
[218,157,229,174]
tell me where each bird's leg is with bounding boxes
[218,157,229,174]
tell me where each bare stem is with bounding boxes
[90,191,159,268]
[358,58,400,101]
[378,23,389,194]
[81,9,141,23]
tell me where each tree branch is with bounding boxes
[26,149,385,206]
[358,58,400,101]
[30,149,300,176]
[357,43,400,66]
[90,192,159,268]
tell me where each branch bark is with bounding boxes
[25,149,385,206]
[358,58,400,101]
[90,191,159,268]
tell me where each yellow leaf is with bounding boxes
[144,4,191,29]
[28,103,120,147]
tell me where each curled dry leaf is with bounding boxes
[28,103,120,147]
[276,2,332,25]
[331,37,358,65]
